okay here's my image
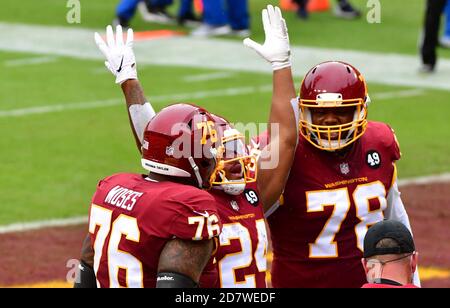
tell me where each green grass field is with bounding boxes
[1,0,450,225]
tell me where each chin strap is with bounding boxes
[188,157,203,188]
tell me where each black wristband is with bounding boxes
[156,272,198,288]
[73,260,97,288]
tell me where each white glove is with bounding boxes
[94,25,137,84]
[243,5,291,71]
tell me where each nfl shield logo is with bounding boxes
[340,163,350,175]
[142,140,149,150]
[166,146,174,156]
[230,200,240,212]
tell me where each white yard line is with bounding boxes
[371,89,426,100]
[0,86,424,118]
[398,173,450,187]
[183,71,237,83]
[0,216,87,234]
[91,67,111,74]
[0,174,449,234]
[4,55,59,67]
[0,85,272,118]
[0,98,122,117]
[2,22,450,91]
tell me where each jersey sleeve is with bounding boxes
[384,180,421,287]
[168,190,221,241]
[386,125,401,161]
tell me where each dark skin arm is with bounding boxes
[121,79,149,151]
[80,233,94,267]
[80,234,213,286]
[157,238,214,285]
[257,67,298,211]
[73,234,96,288]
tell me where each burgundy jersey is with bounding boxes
[88,173,221,288]
[200,183,268,288]
[362,283,419,289]
[261,121,401,288]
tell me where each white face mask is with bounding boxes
[212,178,246,196]
[365,253,415,284]
[221,181,246,196]
[365,259,383,284]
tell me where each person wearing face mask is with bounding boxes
[198,116,269,287]
[361,220,420,288]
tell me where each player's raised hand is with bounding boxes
[94,25,137,84]
[243,5,291,71]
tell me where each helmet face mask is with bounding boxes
[209,122,258,196]
[300,95,368,151]
[299,61,370,152]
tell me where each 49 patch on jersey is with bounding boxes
[244,189,259,206]
[366,150,382,169]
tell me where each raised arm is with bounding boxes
[244,5,298,210]
[95,25,156,151]
[121,80,155,150]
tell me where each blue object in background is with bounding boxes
[227,0,249,30]
[117,0,193,22]
[444,0,450,38]
[179,0,194,18]
[203,0,249,30]
[116,0,141,21]
[150,0,173,6]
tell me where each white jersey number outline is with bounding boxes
[218,219,268,288]
[306,181,387,258]
[89,205,143,288]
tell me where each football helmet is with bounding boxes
[141,103,220,189]
[209,114,257,196]
[299,61,370,151]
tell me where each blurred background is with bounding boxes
[0,0,449,288]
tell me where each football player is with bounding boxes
[75,103,225,288]
[199,115,268,288]
[245,18,421,288]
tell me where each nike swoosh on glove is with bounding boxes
[95,25,137,84]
